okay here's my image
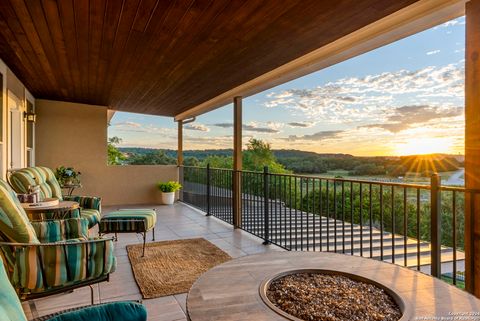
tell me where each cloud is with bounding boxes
[243,124,279,133]
[184,124,209,132]
[426,50,440,55]
[111,121,173,135]
[212,122,280,133]
[112,121,141,128]
[283,130,343,141]
[288,121,315,128]
[434,18,464,29]
[212,123,233,128]
[360,105,463,133]
[264,61,464,126]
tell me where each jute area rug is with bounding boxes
[126,238,231,299]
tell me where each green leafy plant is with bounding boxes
[55,166,81,185]
[157,181,182,193]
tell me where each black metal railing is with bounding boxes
[182,165,234,224]
[180,165,477,290]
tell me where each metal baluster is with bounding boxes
[295,177,298,251]
[326,180,330,252]
[350,182,354,255]
[342,181,345,254]
[207,164,211,216]
[319,179,323,251]
[369,184,373,258]
[274,174,278,246]
[306,178,310,251]
[289,175,293,250]
[283,175,287,249]
[392,185,395,264]
[360,183,363,257]
[380,185,384,261]
[263,167,269,244]
[334,180,337,253]
[300,177,304,251]
[313,179,316,251]
[417,189,421,271]
[452,191,457,285]
[403,187,408,267]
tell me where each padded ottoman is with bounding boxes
[99,209,156,256]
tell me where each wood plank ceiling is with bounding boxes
[0,0,418,117]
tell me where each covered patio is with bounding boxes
[0,0,480,320]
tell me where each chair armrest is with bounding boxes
[30,218,89,243]
[63,195,102,211]
[31,301,147,321]
[0,237,116,292]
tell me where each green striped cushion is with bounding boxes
[12,239,116,292]
[64,195,101,211]
[100,209,156,233]
[79,209,101,229]
[0,180,39,244]
[31,218,89,243]
[0,258,28,321]
[9,167,63,200]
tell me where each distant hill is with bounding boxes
[119,148,233,159]
[119,147,353,160]
[272,149,354,159]
[118,147,462,175]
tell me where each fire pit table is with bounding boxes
[186,252,480,321]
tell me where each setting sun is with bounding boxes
[394,137,454,156]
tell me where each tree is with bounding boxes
[108,137,126,165]
[200,155,233,168]
[243,138,289,173]
[128,150,176,165]
[184,156,200,167]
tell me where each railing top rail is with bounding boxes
[439,185,480,193]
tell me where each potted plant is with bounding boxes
[55,166,81,186]
[157,181,182,205]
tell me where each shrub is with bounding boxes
[157,181,182,192]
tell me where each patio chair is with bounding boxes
[8,166,101,229]
[0,258,146,321]
[0,179,116,301]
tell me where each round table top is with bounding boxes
[21,200,79,212]
[186,251,480,321]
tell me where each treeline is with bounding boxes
[276,154,461,176]
[115,146,462,176]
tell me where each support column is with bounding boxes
[177,120,184,201]
[465,0,480,297]
[233,96,242,228]
[177,120,183,166]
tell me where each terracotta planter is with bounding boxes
[160,192,175,205]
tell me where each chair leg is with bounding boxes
[152,227,155,241]
[115,232,118,241]
[142,232,147,257]
[89,285,94,305]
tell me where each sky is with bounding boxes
[109,17,465,156]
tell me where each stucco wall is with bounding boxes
[35,99,178,205]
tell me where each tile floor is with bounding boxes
[22,203,284,321]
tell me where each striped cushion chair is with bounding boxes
[8,166,101,229]
[0,258,146,321]
[0,179,116,301]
